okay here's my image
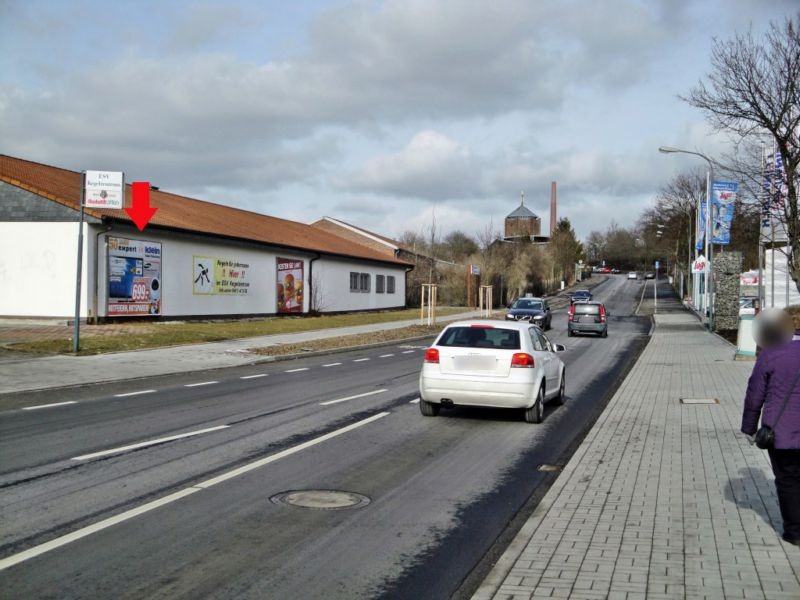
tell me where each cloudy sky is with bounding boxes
[1,0,796,242]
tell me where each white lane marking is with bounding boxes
[22,401,78,411]
[410,398,420,404]
[0,413,389,572]
[401,350,415,354]
[71,425,230,461]
[195,412,389,489]
[353,358,370,362]
[114,390,156,398]
[285,367,309,373]
[322,363,342,367]
[379,353,394,358]
[240,374,268,380]
[0,488,200,572]
[185,381,218,388]
[319,389,388,406]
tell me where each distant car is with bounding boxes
[568,301,608,338]
[644,272,655,279]
[570,289,592,304]
[600,267,612,274]
[611,268,621,274]
[419,320,566,423]
[627,272,638,280]
[505,297,552,330]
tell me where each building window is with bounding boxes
[387,276,395,294]
[350,272,359,292]
[376,275,385,293]
[359,273,370,292]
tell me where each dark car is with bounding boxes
[568,301,608,337]
[569,289,592,304]
[505,297,552,330]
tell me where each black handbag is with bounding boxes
[755,369,800,450]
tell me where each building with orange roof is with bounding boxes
[0,155,412,319]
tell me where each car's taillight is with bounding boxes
[511,353,535,368]
[424,348,440,363]
[568,305,575,321]
[599,305,606,323]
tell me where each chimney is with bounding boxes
[550,181,557,234]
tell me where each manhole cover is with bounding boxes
[270,490,371,510]
[680,398,719,405]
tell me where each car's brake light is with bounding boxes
[424,348,440,363]
[568,305,576,322]
[470,324,494,328]
[511,353,535,368]
[599,305,606,323]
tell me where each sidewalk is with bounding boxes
[0,311,478,395]
[474,297,800,599]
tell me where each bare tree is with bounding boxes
[684,13,800,292]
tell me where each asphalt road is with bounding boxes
[0,275,651,599]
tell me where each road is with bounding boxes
[0,275,651,599]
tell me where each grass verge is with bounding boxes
[5,308,464,356]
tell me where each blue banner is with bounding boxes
[711,181,738,245]
[696,200,706,251]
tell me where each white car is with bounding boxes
[419,320,566,423]
[627,272,637,280]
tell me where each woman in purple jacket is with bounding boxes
[742,306,800,545]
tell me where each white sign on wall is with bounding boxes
[85,171,124,209]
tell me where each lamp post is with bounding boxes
[658,146,715,331]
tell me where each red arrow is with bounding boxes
[125,181,158,231]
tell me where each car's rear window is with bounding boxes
[574,304,600,315]
[437,326,521,349]
[512,300,543,310]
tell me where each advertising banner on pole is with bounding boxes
[85,171,124,209]
[696,200,706,251]
[761,149,789,243]
[192,256,251,295]
[276,258,304,313]
[711,181,737,245]
[691,255,708,274]
[107,237,162,316]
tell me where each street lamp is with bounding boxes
[658,146,715,331]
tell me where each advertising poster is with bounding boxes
[276,258,304,313]
[107,237,162,316]
[696,200,706,251]
[193,256,251,295]
[711,181,737,245]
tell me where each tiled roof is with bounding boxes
[507,203,538,219]
[0,155,410,266]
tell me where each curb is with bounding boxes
[248,333,438,364]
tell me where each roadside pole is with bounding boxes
[73,172,86,353]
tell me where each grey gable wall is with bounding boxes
[0,180,99,223]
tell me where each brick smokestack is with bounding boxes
[550,181,557,235]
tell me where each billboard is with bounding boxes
[107,236,162,316]
[193,256,252,295]
[711,181,737,245]
[276,258,304,313]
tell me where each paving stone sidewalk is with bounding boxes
[474,310,800,599]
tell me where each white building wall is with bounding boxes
[0,222,90,318]
[314,257,406,312]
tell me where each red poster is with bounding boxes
[276,258,304,313]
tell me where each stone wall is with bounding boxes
[713,251,743,331]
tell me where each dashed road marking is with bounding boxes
[285,368,309,373]
[353,358,370,362]
[71,425,230,461]
[22,401,78,411]
[379,353,394,358]
[322,363,342,367]
[401,350,415,354]
[240,374,268,380]
[410,398,420,404]
[320,389,388,406]
[185,381,218,388]
[114,390,156,398]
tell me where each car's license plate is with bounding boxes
[454,356,496,371]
